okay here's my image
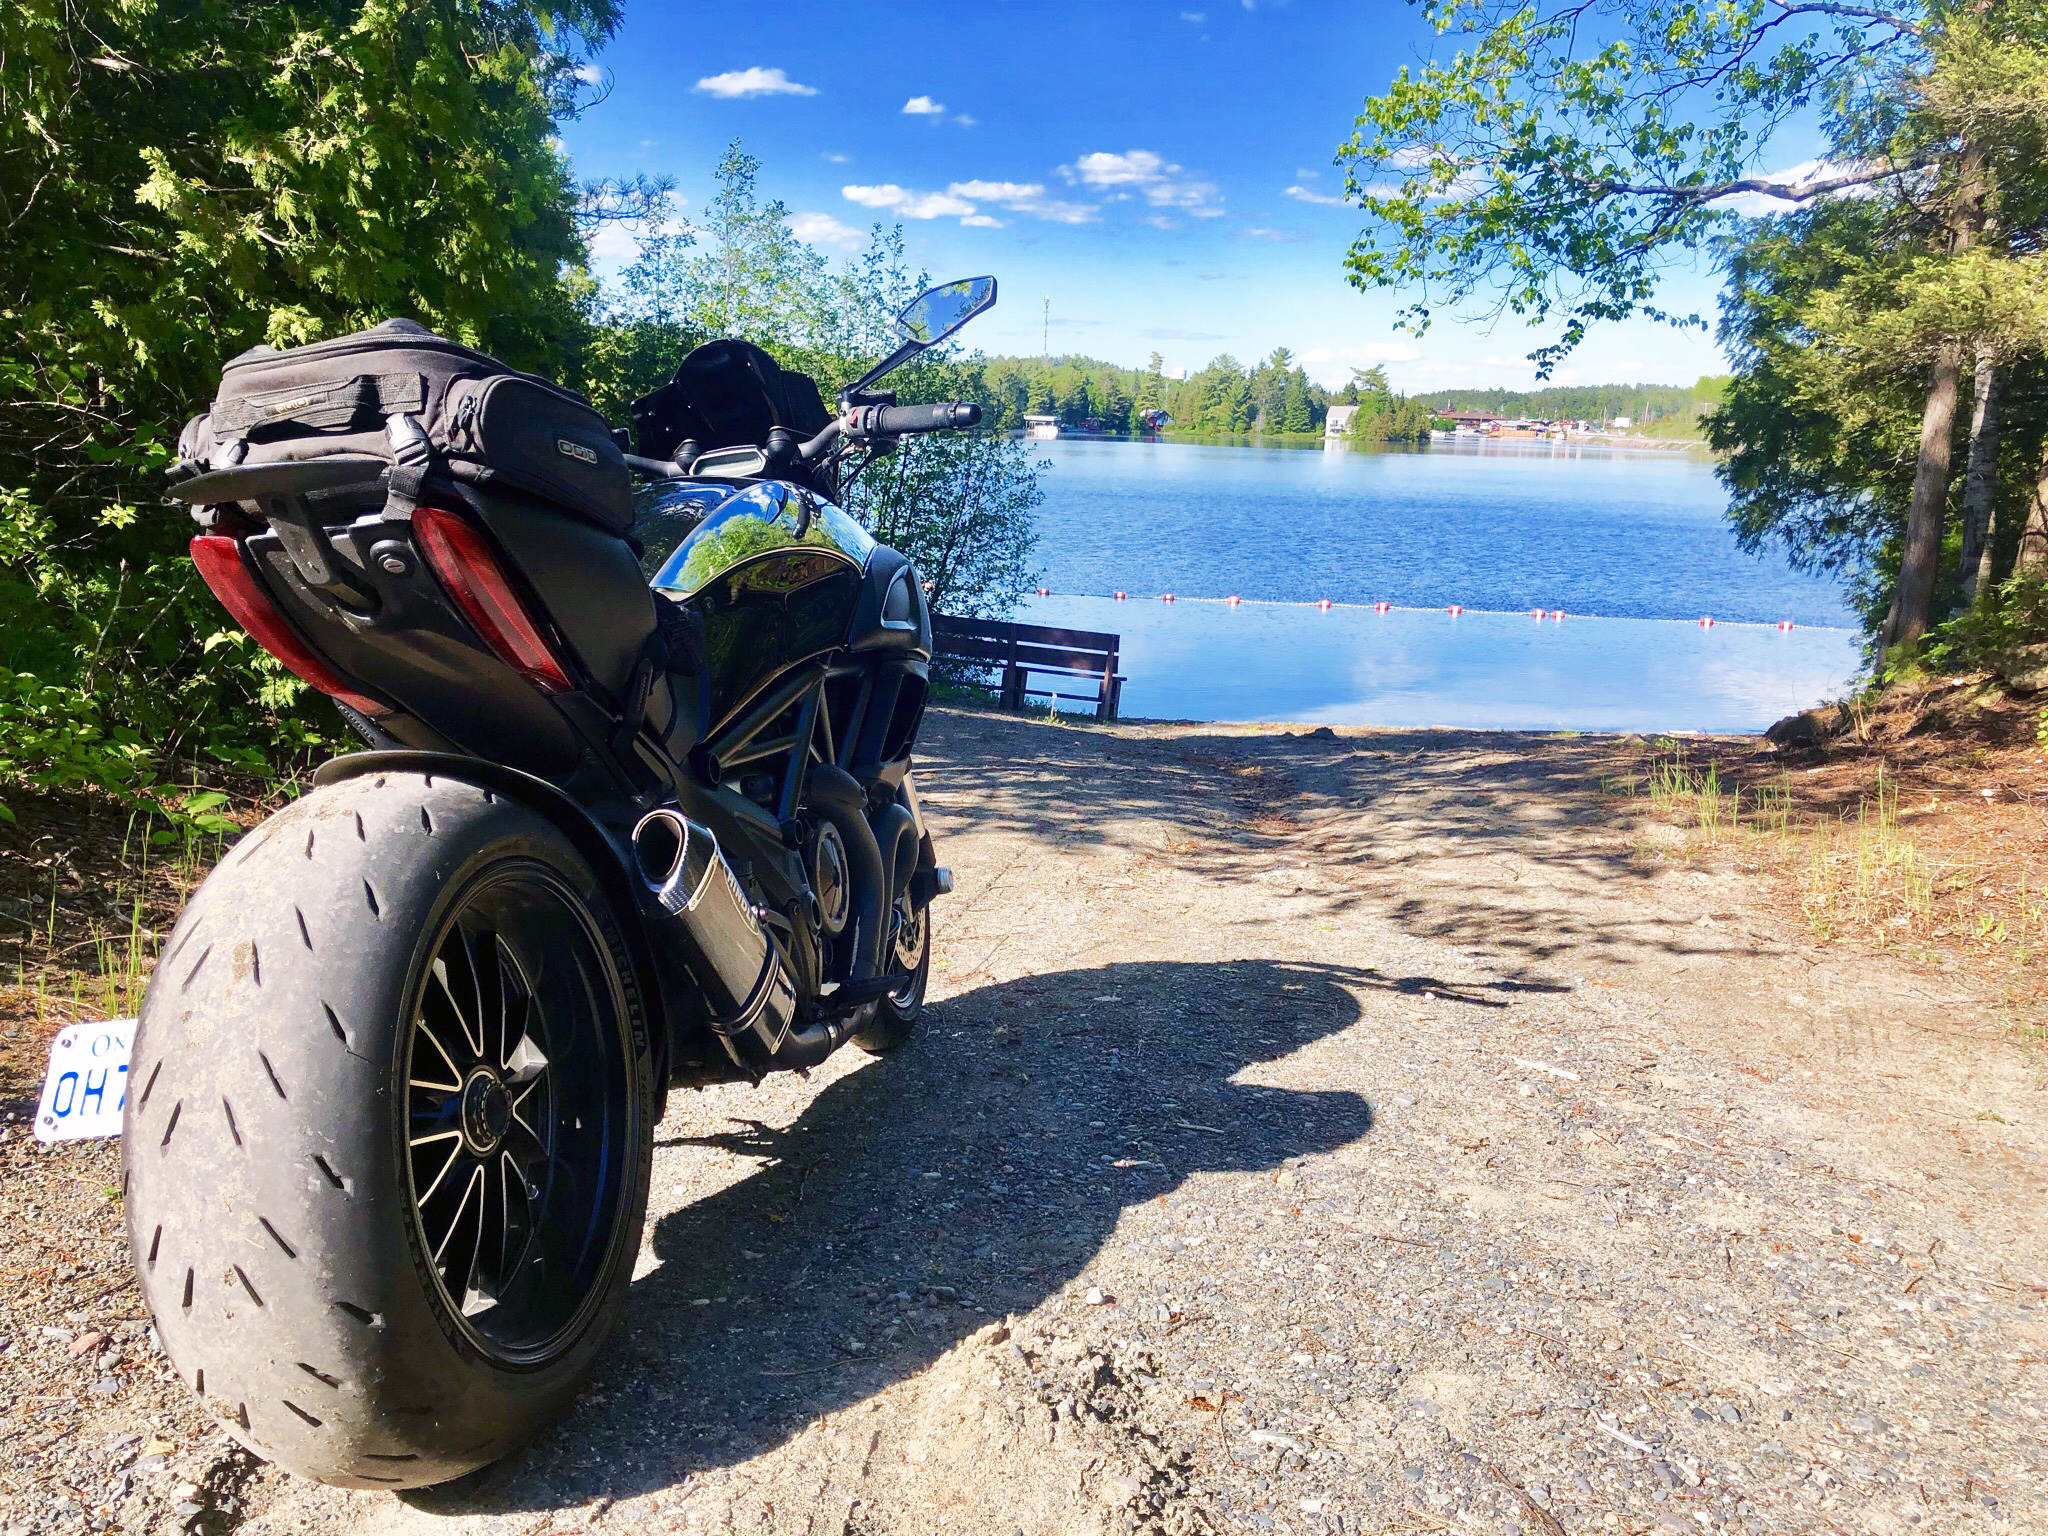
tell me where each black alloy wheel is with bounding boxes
[402,867,636,1364]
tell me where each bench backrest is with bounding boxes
[931,614,1120,675]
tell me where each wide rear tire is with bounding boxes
[123,772,655,1489]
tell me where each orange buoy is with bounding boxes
[1447,604,1463,616]
[1550,609,1564,620]
[1036,586,1051,597]
[1699,615,1714,627]
[1530,608,1544,619]
[1316,598,1332,611]
[1226,594,1242,607]
[1113,590,1127,601]
[1776,618,1794,631]
[1161,592,1176,603]
[1373,601,1390,613]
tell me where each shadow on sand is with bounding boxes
[411,957,1381,1513]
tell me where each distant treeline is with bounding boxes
[1408,377,1730,426]
[973,351,1435,441]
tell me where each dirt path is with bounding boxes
[5,709,2044,1536]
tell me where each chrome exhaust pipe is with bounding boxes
[631,809,796,1049]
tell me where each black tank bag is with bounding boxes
[177,318,634,535]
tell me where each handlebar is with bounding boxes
[624,401,986,478]
[865,401,982,434]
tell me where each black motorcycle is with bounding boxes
[123,278,998,1488]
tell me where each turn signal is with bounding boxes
[412,506,574,694]
[190,536,388,716]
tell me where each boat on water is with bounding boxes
[1023,413,1061,440]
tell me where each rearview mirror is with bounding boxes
[897,277,997,346]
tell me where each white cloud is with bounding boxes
[960,213,1005,229]
[584,222,639,268]
[903,95,946,115]
[1284,185,1346,207]
[790,211,866,248]
[1066,149,1223,216]
[1180,8,1206,17]
[1238,226,1312,243]
[695,66,817,99]
[951,180,1044,201]
[1020,197,1097,224]
[842,183,978,220]
[940,180,1097,224]
[572,63,604,86]
[954,113,978,127]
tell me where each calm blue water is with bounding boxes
[1009,439,1863,732]
[1027,438,1855,625]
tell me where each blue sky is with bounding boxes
[563,1,1739,392]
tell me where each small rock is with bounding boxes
[68,1330,105,1357]
[1996,643,2048,694]
[1847,1414,1887,1435]
[90,1375,121,1395]
[1084,1286,1112,1306]
[1718,1402,1742,1424]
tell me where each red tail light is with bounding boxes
[190,536,388,717]
[411,506,575,695]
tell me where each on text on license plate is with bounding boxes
[35,1020,135,1144]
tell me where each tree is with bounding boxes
[1,0,614,799]
[1337,0,2048,659]
[846,433,1044,619]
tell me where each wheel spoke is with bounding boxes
[438,940,485,1060]
[477,931,512,1076]
[434,1163,483,1267]
[414,998,470,1087]
[413,1135,464,1206]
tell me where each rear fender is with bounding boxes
[310,750,734,1088]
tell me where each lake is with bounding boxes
[1011,438,1862,733]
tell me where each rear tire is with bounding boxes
[852,895,929,1054]
[123,772,655,1489]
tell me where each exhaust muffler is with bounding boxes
[631,808,797,1049]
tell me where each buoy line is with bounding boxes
[1019,588,1851,633]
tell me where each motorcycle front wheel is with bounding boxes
[124,772,655,1488]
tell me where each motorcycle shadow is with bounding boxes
[422,957,1379,1514]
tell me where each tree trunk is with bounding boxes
[2016,435,2048,575]
[1878,345,1965,659]
[1958,344,2001,607]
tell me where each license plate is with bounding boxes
[34,1020,136,1144]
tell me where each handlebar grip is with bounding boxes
[871,401,981,435]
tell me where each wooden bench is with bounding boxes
[931,614,1125,723]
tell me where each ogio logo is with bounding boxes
[556,438,599,464]
[265,395,318,418]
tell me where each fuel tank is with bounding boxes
[644,480,931,726]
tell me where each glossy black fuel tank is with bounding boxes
[648,480,918,727]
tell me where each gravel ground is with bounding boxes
[3,707,2044,1536]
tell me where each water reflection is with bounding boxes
[1020,595,1860,734]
